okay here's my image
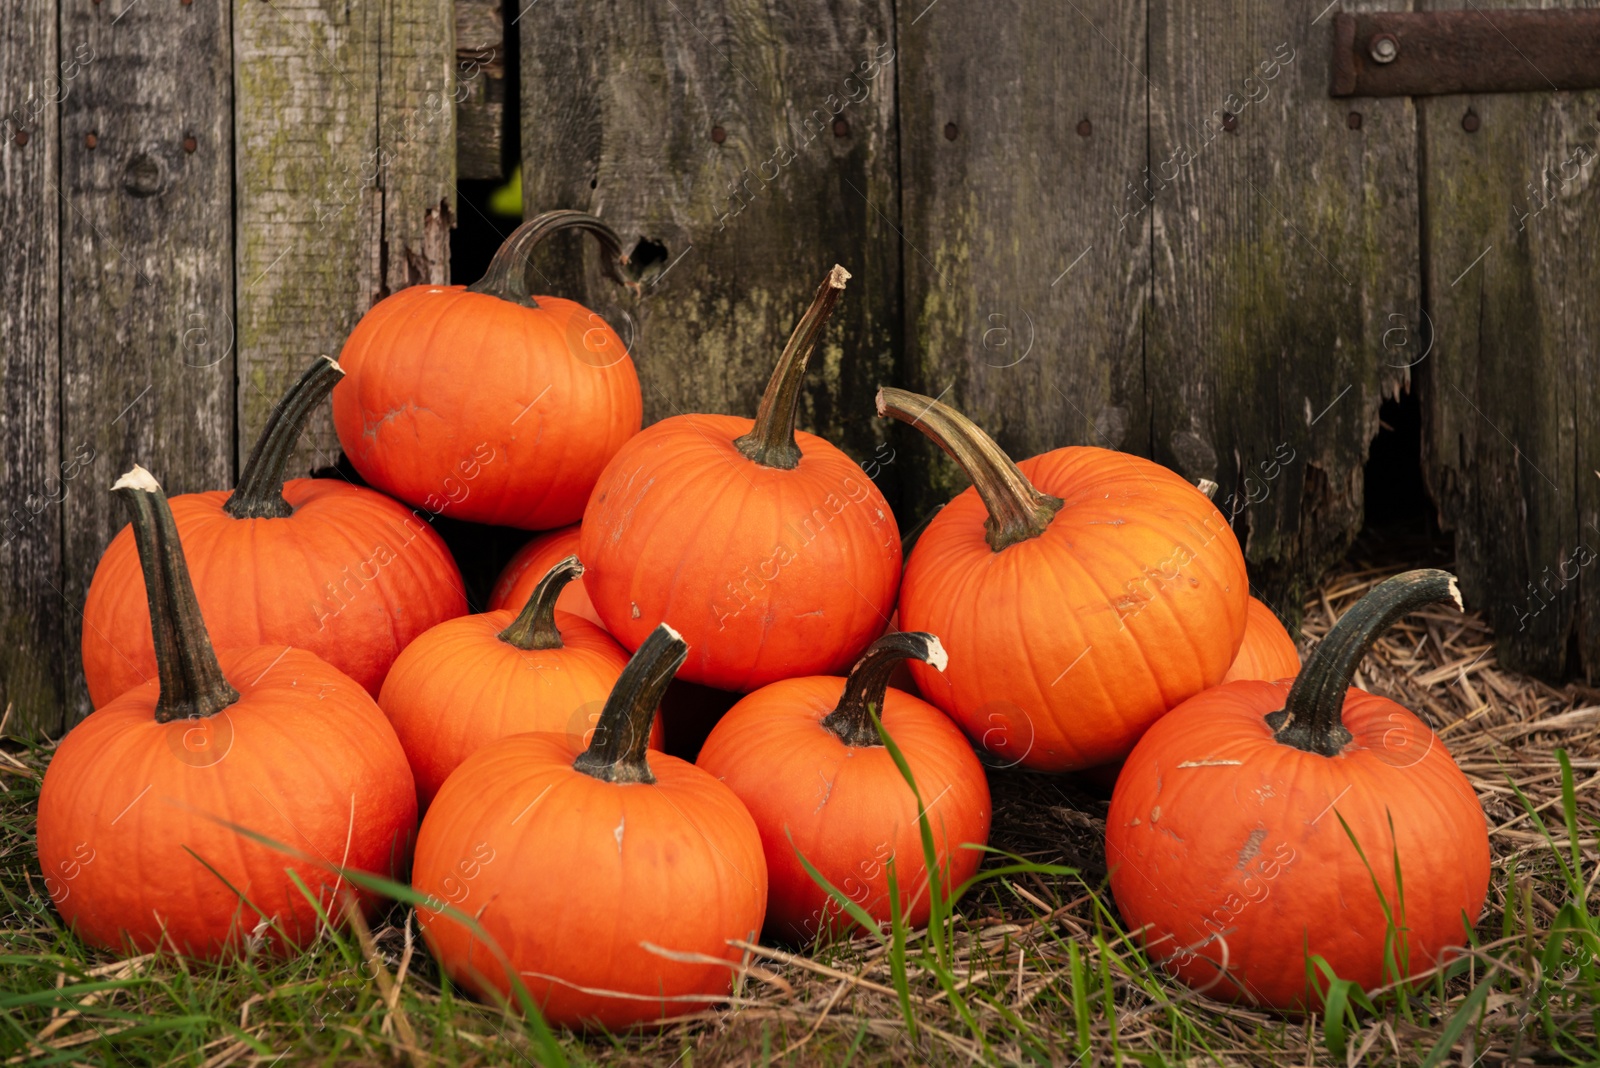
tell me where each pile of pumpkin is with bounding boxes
[37,212,1490,1027]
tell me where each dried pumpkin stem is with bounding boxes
[573,623,685,785]
[822,631,948,747]
[876,387,1063,552]
[466,209,630,308]
[114,466,240,723]
[498,555,583,651]
[733,265,851,470]
[1266,569,1462,756]
[225,356,344,520]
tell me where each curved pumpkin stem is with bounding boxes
[466,209,631,308]
[822,631,947,747]
[1266,569,1462,756]
[114,466,240,723]
[573,623,685,785]
[876,387,1063,552]
[498,555,583,651]
[733,265,851,470]
[225,356,344,520]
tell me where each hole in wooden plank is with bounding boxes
[627,237,669,282]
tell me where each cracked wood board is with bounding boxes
[895,0,1149,530]
[58,0,236,725]
[518,0,900,481]
[1418,0,1600,679]
[0,0,65,738]
[1145,0,1419,623]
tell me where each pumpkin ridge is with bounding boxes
[647,455,759,660]
[355,290,445,457]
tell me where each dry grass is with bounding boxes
[3,549,1598,1066]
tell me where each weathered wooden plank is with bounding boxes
[1418,0,1600,678]
[895,0,1149,525]
[518,0,900,473]
[235,0,380,486]
[1146,0,1420,620]
[0,0,64,738]
[380,0,455,292]
[59,0,236,721]
[455,0,506,180]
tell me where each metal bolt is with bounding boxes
[1462,110,1480,133]
[944,122,958,141]
[85,132,98,148]
[1369,34,1399,64]
[710,125,726,144]
[14,129,28,146]
[183,135,197,153]
[1077,118,1092,137]
[832,117,849,138]
[1222,112,1238,132]
[1347,111,1362,130]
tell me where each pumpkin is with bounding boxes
[332,210,642,529]
[697,632,990,943]
[82,357,466,705]
[1105,569,1490,1009]
[414,624,767,1029]
[380,555,657,810]
[1222,596,1300,683]
[38,467,417,958]
[1085,597,1301,792]
[581,267,901,690]
[879,388,1249,772]
[488,525,601,627]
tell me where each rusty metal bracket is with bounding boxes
[1331,9,1600,97]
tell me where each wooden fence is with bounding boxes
[3,0,1596,738]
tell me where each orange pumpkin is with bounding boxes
[1222,596,1300,683]
[581,267,901,691]
[1085,598,1301,792]
[1106,570,1489,1009]
[82,358,466,705]
[333,211,642,529]
[880,389,1249,772]
[697,632,990,943]
[488,525,601,627]
[38,467,417,958]
[414,625,767,1029]
[380,556,655,810]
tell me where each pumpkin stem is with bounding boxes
[465,209,631,308]
[1266,569,1462,756]
[498,555,583,651]
[573,623,684,785]
[114,466,240,723]
[821,631,947,747]
[224,356,345,520]
[732,265,851,470]
[876,387,1063,552]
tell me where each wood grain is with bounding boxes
[0,0,64,737]
[1146,0,1420,621]
[380,0,455,293]
[1418,0,1600,677]
[235,0,380,488]
[895,0,1150,527]
[58,0,236,722]
[455,0,505,180]
[518,0,901,476]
